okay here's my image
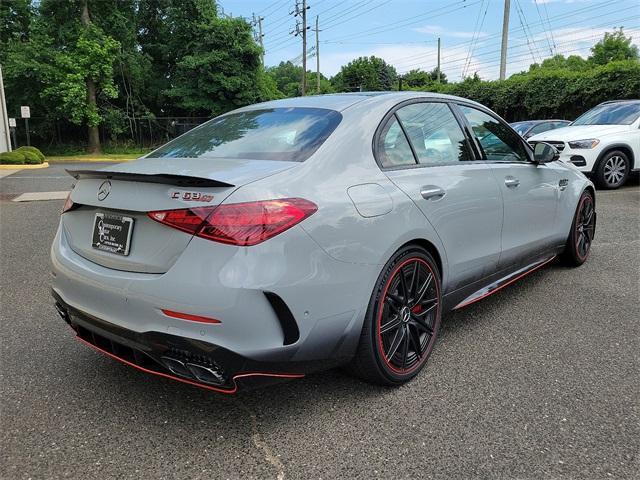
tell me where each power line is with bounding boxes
[264,0,375,48]
[259,0,290,18]
[325,0,479,43]
[379,1,627,69]
[395,19,639,75]
[322,1,387,31]
[541,0,557,54]
[533,0,554,55]
[513,0,542,64]
[462,0,489,78]
[395,14,640,74]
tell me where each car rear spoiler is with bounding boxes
[66,169,234,188]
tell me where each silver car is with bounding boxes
[51,92,596,393]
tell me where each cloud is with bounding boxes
[413,24,489,39]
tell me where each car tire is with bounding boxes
[594,150,630,189]
[562,190,596,267]
[348,245,442,386]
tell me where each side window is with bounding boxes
[395,102,471,165]
[459,105,529,162]
[378,116,416,168]
[528,122,553,136]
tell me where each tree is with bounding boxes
[528,54,590,72]
[401,68,448,89]
[4,0,121,153]
[165,17,266,115]
[332,56,397,92]
[402,69,431,88]
[267,61,304,97]
[589,28,639,65]
[0,0,33,54]
[266,62,334,97]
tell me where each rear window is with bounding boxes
[148,107,342,162]
[511,122,535,135]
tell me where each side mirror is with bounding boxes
[533,142,559,164]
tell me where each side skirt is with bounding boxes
[452,255,556,310]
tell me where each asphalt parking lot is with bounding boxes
[1,164,639,479]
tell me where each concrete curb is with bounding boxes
[0,162,49,170]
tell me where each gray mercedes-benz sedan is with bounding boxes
[51,92,595,393]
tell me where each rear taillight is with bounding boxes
[148,198,317,246]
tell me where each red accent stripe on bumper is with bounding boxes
[75,336,304,394]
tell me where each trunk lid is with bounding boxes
[62,157,296,273]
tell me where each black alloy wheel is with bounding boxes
[349,246,442,385]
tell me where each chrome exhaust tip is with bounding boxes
[160,357,226,386]
[185,363,225,386]
[160,356,192,378]
[54,302,70,324]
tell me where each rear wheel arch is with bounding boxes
[584,185,596,206]
[398,238,444,281]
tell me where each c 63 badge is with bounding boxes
[169,190,214,202]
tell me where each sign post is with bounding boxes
[20,106,30,146]
[9,117,17,149]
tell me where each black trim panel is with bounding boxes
[67,169,234,188]
[264,291,300,346]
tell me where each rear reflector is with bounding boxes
[161,309,221,324]
[61,192,77,214]
[149,207,214,235]
[148,198,317,246]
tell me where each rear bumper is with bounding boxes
[50,219,379,390]
[53,290,321,393]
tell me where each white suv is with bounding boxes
[529,100,640,189]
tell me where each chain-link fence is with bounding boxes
[8,116,212,153]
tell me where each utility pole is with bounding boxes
[437,37,441,83]
[252,13,265,66]
[0,66,11,152]
[292,0,310,95]
[499,0,511,80]
[314,16,320,93]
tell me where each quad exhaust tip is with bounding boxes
[160,356,226,386]
[55,302,71,324]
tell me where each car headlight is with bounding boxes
[568,139,600,149]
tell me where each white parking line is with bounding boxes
[4,176,68,179]
[12,191,70,202]
[0,170,19,179]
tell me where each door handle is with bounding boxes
[504,176,520,188]
[420,186,446,200]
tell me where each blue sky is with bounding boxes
[219,0,640,80]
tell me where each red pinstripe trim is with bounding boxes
[161,309,221,324]
[454,256,556,309]
[75,336,304,394]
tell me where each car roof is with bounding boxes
[239,91,487,113]
[600,99,640,105]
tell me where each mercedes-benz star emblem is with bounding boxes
[97,180,111,201]
[401,306,411,324]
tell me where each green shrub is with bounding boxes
[16,146,45,162]
[0,151,27,165]
[21,150,41,164]
[420,60,640,122]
